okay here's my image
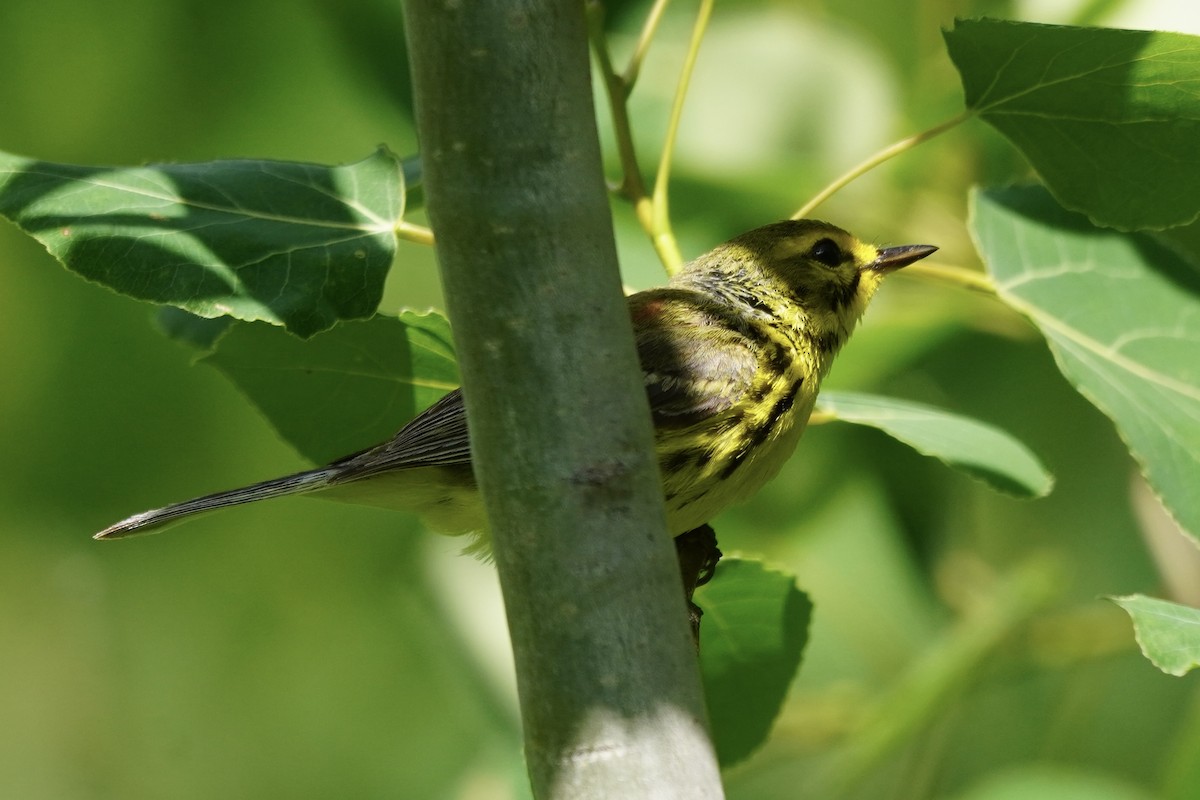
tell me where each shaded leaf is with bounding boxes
[971,185,1200,542]
[156,307,234,352]
[1111,594,1200,676]
[945,18,1200,230]
[695,558,811,766]
[0,148,405,337]
[203,311,458,464]
[816,391,1053,498]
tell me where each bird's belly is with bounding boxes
[659,400,812,534]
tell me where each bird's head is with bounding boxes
[682,219,936,347]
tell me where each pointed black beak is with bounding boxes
[868,244,938,273]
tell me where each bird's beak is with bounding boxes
[868,244,938,273]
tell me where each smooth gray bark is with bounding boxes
[403,2,724,797]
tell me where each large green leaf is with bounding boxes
[204,311,459,464]
[971,185,1200,542]
[1111,594,1200,676]
[944,18,1200,230]
[695,558,811,766]
[816,391,1053,498]
[0,148,405,337]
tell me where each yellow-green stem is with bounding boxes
[653,0,714,275]
[623,0,673,88]
[904,261,996,295]
[396,220,435,246]
[792,111,972,220]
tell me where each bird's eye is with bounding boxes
[809,238,842,267]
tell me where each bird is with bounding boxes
[95,219,935,555]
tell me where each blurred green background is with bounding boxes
[2,1,1198,798]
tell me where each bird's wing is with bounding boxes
[630,289,759,427]
[335,289,757,480]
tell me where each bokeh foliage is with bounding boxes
[2,1,1199,799]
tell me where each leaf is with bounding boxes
[944,18,1200,230]
[971,185,1200,543]
[953,764,1157,800]
[156,307,234,352]
[816,391,1054,498]
[0,147,405,337]
[1111,594,1200,676]
[695,558,811,766]
[203,311,459,464]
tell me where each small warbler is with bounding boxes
[95,220,934,551]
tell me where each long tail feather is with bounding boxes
[94,467,340,540]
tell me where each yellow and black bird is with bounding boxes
[95,220,935,553]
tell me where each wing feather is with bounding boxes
[334,288,757,481]
[630,289,758,427]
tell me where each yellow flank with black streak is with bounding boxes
[95,220,936,553]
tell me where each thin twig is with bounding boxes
[793,111,972,220]
[589,0,713,275]
[903,261,996,295]
[623,0,673,88]
[587,3,650,201]
[651,0,713,275]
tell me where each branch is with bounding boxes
[402,2,723,797]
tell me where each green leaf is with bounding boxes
[156,307,234,352]
[1111,594,1200,676]
[816,391,1053,498]
[695,558,811,766]
[0,148,405,337]
[203,311,459,464]
[944,18,1200,230]
[953,764,1157,800]
[971,185,1200,543]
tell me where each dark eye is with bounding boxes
[809,238,842,267]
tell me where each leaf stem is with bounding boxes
[623,0,672,88]
[792,111,972,220]
[590,0,713,275]
[652,0,713,275]
[396,220,435,245]
[902,260,998,293]
[903,260,995,294]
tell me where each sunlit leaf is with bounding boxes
[945,18,1200,230]
[971,185,1200,543]
[695,559,811,766]
[816,391,1053,498]
[1111,594,1200,676]
[204,311,459,464]
[953,764,1157,800]
[0,148,405,337]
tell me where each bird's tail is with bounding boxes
[94,467,340,540]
